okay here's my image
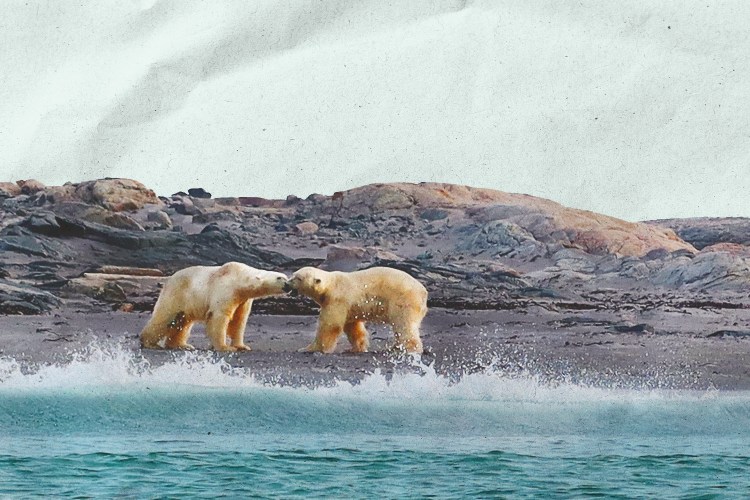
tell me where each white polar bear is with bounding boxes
[140,262,287,351]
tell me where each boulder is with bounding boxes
[43,183,77,204]
[74,178,161,211]
[16,179,46,195]
[0,279,61,314]
[21,212,60,235]
[294,221,319,235]
[102,213,145,231]
[147,210,173,230]
[651,251,750,290]
[65,273,166,304]
[188,187,212,199]
[172,197,200,216]
[191,197,216,210]
[285,195,302,205]
[458,220,544,259]
[0,182,21,197]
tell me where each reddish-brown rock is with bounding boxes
[74,178,161,211]
[0,182,21,197]
[333,183,694,258]
[16,179,46,195]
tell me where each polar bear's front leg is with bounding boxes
[227,300,253,351]
[303,307,346,353]
[206,311,236,352]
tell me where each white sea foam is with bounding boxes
[0,342,741,405]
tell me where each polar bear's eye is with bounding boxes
[314,279,321,284]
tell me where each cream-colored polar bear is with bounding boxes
[140,262,287,351]
[285,266,428,354]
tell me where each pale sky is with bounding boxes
[1,0,748,221]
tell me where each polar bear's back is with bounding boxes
[347,267,426,294]
[336,267,428,319]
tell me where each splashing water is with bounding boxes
[1,344,749,497]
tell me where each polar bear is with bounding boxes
[284,266,428,354]
[140,262,287,351]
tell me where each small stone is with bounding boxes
[294,221,319,235]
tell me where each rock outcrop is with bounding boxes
[1,178,748,315]
[646,217,750,250]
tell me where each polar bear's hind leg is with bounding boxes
[344,321,369,353]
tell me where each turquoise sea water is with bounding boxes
[1,347,749,498]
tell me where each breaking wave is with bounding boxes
[2,343,750,497]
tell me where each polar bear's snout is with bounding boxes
[282,280,299,296]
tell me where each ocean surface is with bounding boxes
[1,346,749,498]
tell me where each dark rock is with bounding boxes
[707,330,750,338]
[192,211,240,224]
[188,188,212,199]
[102,213,145,231]
[519,287,569,299]
[610,323,655,334]
[458,220,543,259]
[147,210,173,229]
[173,198,200,216]
[200,223,222,234]
[644,248,670,261]
[285,195,302,205]
[0,227,66,258]
[550,316,613,328]
[419,208,449,221]
[21,213,60,235]
[171,191,188,197]
[0,279,61,314]
[306,193,327,203]
[647,217,750,250]
[652,251,750,290]
[94,282,127,303]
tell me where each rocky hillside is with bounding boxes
[1,178,748,315]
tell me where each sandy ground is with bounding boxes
[2,306,750,390]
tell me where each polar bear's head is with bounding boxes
[284,267,328,302]
[249,270,289,297]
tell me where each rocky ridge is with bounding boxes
[0,178,748,316]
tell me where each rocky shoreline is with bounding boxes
[1,178,749,389]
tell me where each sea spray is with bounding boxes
[1,342,749,497]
